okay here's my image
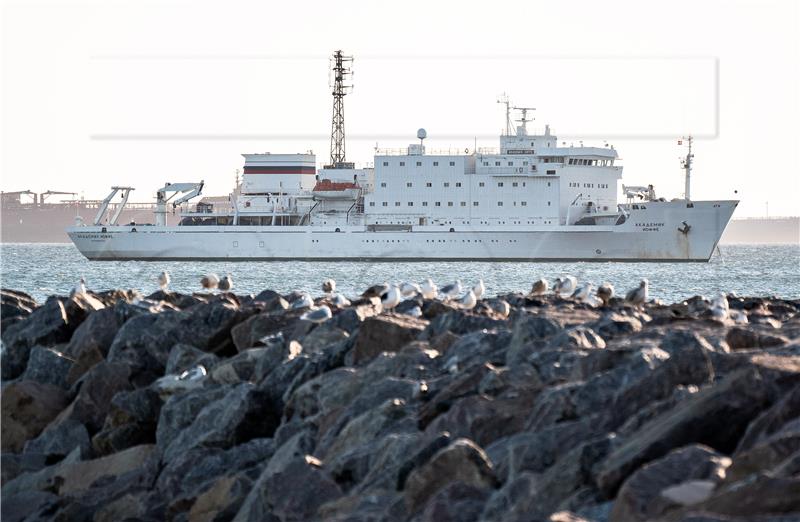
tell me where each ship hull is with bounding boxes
[67,200,737,262]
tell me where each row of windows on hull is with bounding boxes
[380,181,552,188]
[369,201,550,207]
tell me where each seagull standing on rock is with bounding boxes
[440,280,463,300]
[625,279,649,308]
[322,279,336,294]
[596,283,614,306]
[380,285,402,309]
[71,277,87,297]
[472,280,485,300]
[572,282,593,302]
[400,281,421,298]
[330,293,350,308]
[420,279,438,300]
[218,274,233,292]
[554,276,577,297]
[158,271,170,292]
[530,278,548,296]
[301,305,333,323]
[489,299,511,319]
[201,273,219,292]
[455,290,477,310]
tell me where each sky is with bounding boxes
[1,0,798,218]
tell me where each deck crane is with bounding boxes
[93,187,134,225]
[154,181,204,226]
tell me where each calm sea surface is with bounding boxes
[1,243,798,304]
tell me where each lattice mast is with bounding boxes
[328,50,354,167]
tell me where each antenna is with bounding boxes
[328,50,353,167]
[679,135,694,200]
[512,106,536,133]
[417,128,427,147]
[497,93,512,136]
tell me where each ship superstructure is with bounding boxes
[66,52,737,261]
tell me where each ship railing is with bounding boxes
[374,147,472,156]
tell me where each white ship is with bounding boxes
[68,52,737,262]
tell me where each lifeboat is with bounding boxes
[311,179,360,200]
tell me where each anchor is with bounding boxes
[678,221,691,234]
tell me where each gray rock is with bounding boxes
[156,384,229,451]
[1,452,47,485]
[162,383,279,462]
[24,418,91,461]
[596,367,775,498]
[2,297,83,379]
[0,490,60,522]
[63,307,122,385]
[610,444,732,522]
[1,380,68,453]
[21,346,73,389]
[156,437,275,501]
[506,313,563,365]
[164,343,220,375]
[351,314,427,364]
[404,438,499,514]
[91,387,163,455]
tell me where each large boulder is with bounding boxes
[506,313,563,365]
[351,314,427,365]
[91,387,163,455]
[20,345,73,389]
[1,380,68,453]
[610,444,732,522]
[156,385,233,452]
[57,443,157,496]
[63,307,123,385]
[0,289,37,319]
[234,455,341,521]
[2,296,95,379]
[403,438,499,514]
[162,383,280,462]
[24,418,91,461]
[595,368,775,497]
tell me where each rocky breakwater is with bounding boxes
[1,284,800,522]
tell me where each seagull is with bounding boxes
[530,278,548,296]
[472,280,485,300]
[710,293,730,321]
[596,283,614,306]
[625,279,649,308]
[420,279,438,300]
[330,292,350,307]
[454,290,477,310]
[554,276,577,297]
[71,277,87,297]
[362,283,390,299]
[489,299,511,319]
[291,293,314,310]
[380,285,402,309]
[322,279,336,294]
[572,282,593,302]
[218,274,233,292]
[399,281,422,298]
[158,271,170,291]
[201,273,219,292]
[301,305,333,323]
[440,280,463,300]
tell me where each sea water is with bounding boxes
[1,243,798,304]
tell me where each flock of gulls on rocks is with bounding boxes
[70,271,747,326]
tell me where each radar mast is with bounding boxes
[328,50,354,168]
